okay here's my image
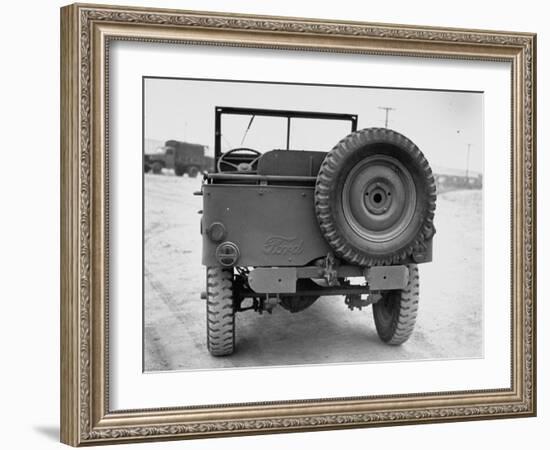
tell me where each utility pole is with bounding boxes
[465,143,471,178]
[378,106,396,128]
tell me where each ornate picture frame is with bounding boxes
[60,3,536,446]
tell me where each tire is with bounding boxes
[315,128,436,266]
[206,267,235,356]
[144,163,151,173]
[152,162,163,174]
[373,264,419,345]
[188,166,199,178]
[174,165,185,176]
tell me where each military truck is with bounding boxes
[198,107,436,356]
[144,140,211,177]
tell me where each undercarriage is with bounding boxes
[203,254,410,314]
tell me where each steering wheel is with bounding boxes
[217,147,262,173]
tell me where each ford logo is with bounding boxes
[263,236,304,255]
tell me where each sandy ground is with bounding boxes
[144,173,483,372]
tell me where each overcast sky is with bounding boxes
[144,78,483,174]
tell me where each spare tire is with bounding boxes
[315,128,436,266]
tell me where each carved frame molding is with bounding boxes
[60,3,536,446]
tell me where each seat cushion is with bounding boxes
[257,150,326,177]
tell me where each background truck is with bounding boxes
[144,140,213,177]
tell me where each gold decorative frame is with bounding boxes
[60,3,536,446]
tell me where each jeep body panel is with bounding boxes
[201,176,432,268]
[201,183,331,267]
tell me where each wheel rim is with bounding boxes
[342,154,416,243]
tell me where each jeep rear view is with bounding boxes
[198,107,436,356]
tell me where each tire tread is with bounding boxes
[373,264,420,345]
[206,267,235,356]
[314,128,437,266]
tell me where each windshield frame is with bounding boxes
[214,106,358,164]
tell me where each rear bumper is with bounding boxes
[247,265,409,294]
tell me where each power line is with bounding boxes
[378,106,396,128]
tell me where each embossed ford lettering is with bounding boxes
[263,236,304,255]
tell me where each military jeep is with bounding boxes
[198,107,436,356]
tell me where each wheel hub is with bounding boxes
[363,180,393,215]
[342,155,416,243]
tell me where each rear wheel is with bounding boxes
[373,264,419,345]
[206,267,235,356]
[174,165,185,176]
[152,162,162,174]
[188,166,199,178]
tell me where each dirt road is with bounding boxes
[144,174,482,371]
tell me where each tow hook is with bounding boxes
[323,252,339,286]
[263,295,279,314]
[345,293,382,311]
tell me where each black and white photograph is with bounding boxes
[143,77,483,372]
